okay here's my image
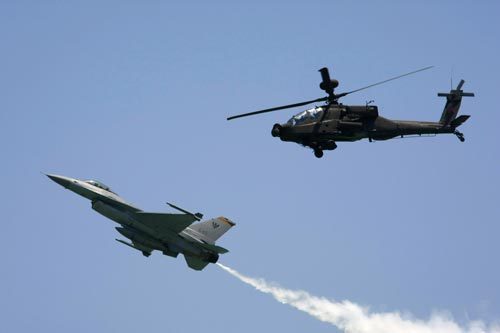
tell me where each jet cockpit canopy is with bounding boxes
[287,106,324,126]
[85,180,115,193]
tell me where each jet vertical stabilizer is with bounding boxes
[189,217,235,244]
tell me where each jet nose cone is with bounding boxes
[46,174,72,188]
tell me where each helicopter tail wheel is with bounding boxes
[314,148,324,158]
[271,124,281,137]
[454,130,465,142]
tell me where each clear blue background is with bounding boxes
[1,1,498,332]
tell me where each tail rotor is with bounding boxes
[437,79,474,142]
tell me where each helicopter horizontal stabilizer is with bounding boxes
[450,115,470,128]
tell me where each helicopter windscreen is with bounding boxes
[287,107,324,125]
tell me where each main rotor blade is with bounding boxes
[227,97,328,120]
[343,66,434,96]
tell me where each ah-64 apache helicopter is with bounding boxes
[227,66,474,158]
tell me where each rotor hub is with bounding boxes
[226,65,434,121]
[319,79,339,91]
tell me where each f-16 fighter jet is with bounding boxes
[47,174,235,271]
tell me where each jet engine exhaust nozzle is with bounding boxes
[204,252,219,263]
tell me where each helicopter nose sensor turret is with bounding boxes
[271,123,281,137]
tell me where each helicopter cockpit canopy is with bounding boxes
[287,107,324,126]
[85,180,115,193]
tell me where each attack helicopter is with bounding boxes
[227,66,474,158]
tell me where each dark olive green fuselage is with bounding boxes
[274,104,457,149]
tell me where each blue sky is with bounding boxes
[1,1,499,332]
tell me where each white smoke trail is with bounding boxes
[217,263,499,333]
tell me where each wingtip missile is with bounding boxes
[166,202,203,220]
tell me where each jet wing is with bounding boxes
[134,212,197,236]
[184,254,210,271]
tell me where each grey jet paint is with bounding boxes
[47,174,235,271]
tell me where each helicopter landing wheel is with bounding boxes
[314,149,324,158]
[454,131,465,142]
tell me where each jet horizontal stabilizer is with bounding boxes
[198,242,229,254]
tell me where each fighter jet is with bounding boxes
[47,174,235,271]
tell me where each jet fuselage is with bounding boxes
[47,174,229,269]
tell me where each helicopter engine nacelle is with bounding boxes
[346,105,379,119]
[338,121,363,130]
